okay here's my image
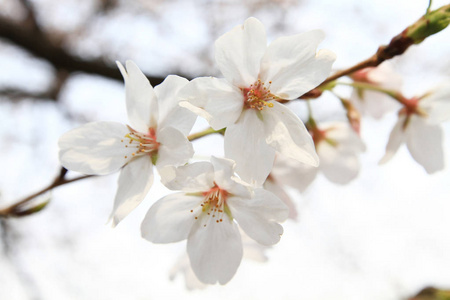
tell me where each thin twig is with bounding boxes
[0,168,92,217]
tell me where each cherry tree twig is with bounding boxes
[0,168,92,217]
[302,4,450,98]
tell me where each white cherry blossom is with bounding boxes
[169,231,269,290]
[180,17,336,185]
[58,60,196,226]
[350,62,402,119]
[270,122,366,193]
[141,157,288,285]
[380,83,450,173]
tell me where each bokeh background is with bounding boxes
[0,0,449,299]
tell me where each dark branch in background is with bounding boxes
[0,70,69,101]
[17,0,42,32]
[1,4,447,100]
[0,15,171,86]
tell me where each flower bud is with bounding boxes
[406,4,450,44]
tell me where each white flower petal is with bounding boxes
[263,178,298,220]
[350,62,401,119]
[241,232,269,262]
[379,115,408,165]
[263,101,318,166]
[111,155,153,226]
[350,89,399,119]
[141,192,202,243]
[59,121,132,175]
[367,62,403,90]
[322,122,366,153]
[224,109,275,186]
[406,116,444,174]
[215,17,267,87]
[169,254,207,291]
[228,189,288,246]
[271,154,318,193]
[187,214,243,285]
[180,77,244,130]
[155,75,196,136]
[156,126,194,169]
[420,83,450,124]
[318,142,361,184]
[117,61,158,132]
[259,30,335,99]
[210,156,252,199]
[159,162,215,192]
[318,122,366,183]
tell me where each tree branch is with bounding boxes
[0,15,170,86]
[0,167,93,218]
[0,70,69,101]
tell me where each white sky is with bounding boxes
[0,0,449,299]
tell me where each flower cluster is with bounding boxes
[58,16,450,287]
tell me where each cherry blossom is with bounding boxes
[169,231,269,290]
[58,60,196,226]
[350,62,402,119]
[270,122,366,193]
[380,83,450,173]
[180,17,335,185]
[141,157,288,285]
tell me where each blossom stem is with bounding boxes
[306,101,317,128]
[330,91,361,133]
[188,127,225,141]
[426,0,433,14]
[0,168,92,218]
[335,81,409,105]
[308,4,449,96]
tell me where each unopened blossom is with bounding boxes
[59,60,196,226]
[350,62,402,119]
[141,157,288,285]
[270,122,366,192]
[380,83,450,173]
[169,231,269,290]
[181,17,336,185]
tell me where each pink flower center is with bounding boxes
[242,79,278,110]
[399,97,423,116]
[121,125,160,160]
[309,127,338,148]
[351,68,374,84]
[190,183,230,227]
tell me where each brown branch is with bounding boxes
[321,30,414,87]
[17,0,42,32]
[0,70,69,101]
[0,15,171,86]
[0,167,93,218]
[305,4,450,98]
